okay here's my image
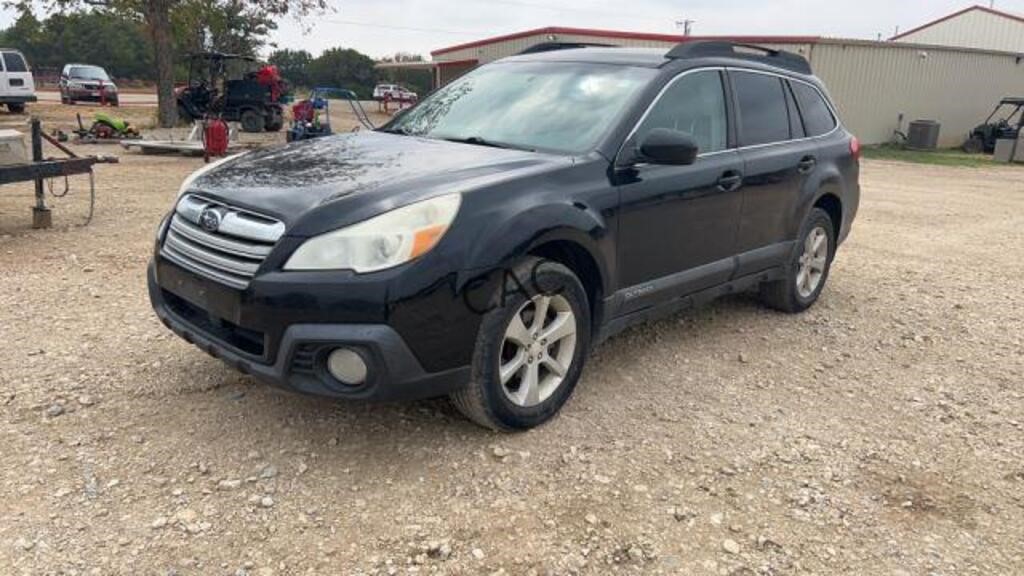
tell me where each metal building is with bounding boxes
[891,5,1024,53]
[421,25,1024,147]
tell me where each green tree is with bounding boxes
[307,47,378,98]
[268,48,313,88]
[0,9,154,80]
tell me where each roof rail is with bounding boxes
[517,42,613,55]
[666,41,812,75]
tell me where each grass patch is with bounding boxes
[861,145,1012,168]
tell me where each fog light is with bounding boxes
[326,347,368,385]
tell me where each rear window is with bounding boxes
[732,71,790,146]
[791,81,837,137]
[2,52,27,73]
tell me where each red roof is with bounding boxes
[431,26,820,57]
[891,5,1024,41]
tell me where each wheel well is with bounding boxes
[529,241,603,326]
[814,193,843,239]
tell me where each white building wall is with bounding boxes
[894,9,1024,54]
[434,33,1024,147]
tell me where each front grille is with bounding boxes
[161,194,284,289]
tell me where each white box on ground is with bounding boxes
[0,129,27,166]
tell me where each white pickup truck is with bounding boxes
[0,48,37,113]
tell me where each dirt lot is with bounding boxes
[1,101,1023,575]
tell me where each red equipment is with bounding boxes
[292,99,315,124]
[203,118,229,161]
[255,65,286,103]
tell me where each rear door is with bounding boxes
[730,69,819,272]
[0,51,35,100]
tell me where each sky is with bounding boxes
[5,0,1024,59]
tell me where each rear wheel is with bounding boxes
[760,207,835,313]
[963,135,985,154]
[239,109,263,133]
[7,103,25,114]
[264,106,284,132]
[177,103,192,125]
[451,258,591,431]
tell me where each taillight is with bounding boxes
[850,136,861,162]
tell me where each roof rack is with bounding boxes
[517,42,613,55]
[666,41,812,75]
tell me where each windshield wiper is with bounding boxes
[441,136,534,152]
[379,126,412,135]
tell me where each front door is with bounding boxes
[615,69,744,313]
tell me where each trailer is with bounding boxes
[0,118,118,228]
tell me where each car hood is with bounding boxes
[189,131,572,227]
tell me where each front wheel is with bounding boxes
[450,258,591,431]
[760,207,835,313]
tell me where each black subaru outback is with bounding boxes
[149,42,860,430]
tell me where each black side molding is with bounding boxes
[666,41,812,75]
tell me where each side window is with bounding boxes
[2,52,27,73]
[791,81,837,137]
[783,82,805,139]
[732,71,790,146]
[635,70,728,155]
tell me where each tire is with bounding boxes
[7,103,25,114]
[963,136,985,154]
[760,207,836,314]
[110,98,120,107]
[451,257,591,431]
[239,109,263,133]
[177,103,192,125]
[264,106,284,132]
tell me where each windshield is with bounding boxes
[384,61,656,154]
[70,66,110,81]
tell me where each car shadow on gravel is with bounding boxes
[188,290,776,442]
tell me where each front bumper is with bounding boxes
[148,261,470,401]
[0,95,36,104]
[67,88,117,101]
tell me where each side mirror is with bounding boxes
[638,128,699,166]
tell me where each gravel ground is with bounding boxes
[1,120,1022,575]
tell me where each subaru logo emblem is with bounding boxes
[199,208,221,232]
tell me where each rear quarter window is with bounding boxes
[732,71,790,146]
[2,52,28,73]
[791,81,837,137]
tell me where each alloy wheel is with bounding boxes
[499,294,577,408]
[796,226,829,298]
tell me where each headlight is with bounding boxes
[177,153,248,197]
[284,194,461,273]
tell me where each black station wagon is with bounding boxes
[149,42,860,430]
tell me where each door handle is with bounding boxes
[798,156,817,174]
[717,171,743,192]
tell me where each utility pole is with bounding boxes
[675,18,695,36]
